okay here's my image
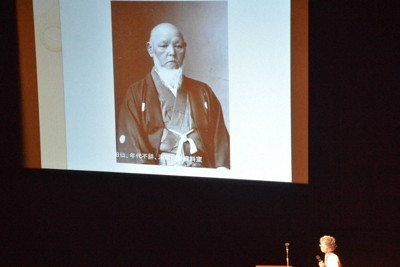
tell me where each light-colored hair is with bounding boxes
[320,235,338,252]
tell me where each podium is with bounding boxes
[256,266,293,267]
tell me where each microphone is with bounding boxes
[316,255,323,262]
[285,243,290,267]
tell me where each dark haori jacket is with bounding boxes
[117,73,230,168]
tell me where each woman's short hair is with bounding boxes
[320,235,338,252]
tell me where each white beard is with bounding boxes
[153,57,183,96]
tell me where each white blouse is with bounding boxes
[325,253,341,267]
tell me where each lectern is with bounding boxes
[256,265,293,267]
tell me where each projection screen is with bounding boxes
[17,0,308,183]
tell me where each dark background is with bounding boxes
[2,1,399,266]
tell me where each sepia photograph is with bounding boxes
[112,1,230,168]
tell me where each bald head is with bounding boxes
[146,23,186,69]
[149,23,185,43]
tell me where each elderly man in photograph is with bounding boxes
[117,22,230,168]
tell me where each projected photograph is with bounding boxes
[19,0,308,183]
[112,1,230,168]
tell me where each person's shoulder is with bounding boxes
[124,73,152,97]
[330,253,339,261]
[183,76,215,98]
[128,74,149,89]
[183,76,209,88]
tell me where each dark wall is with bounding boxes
[2,1,399,266]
